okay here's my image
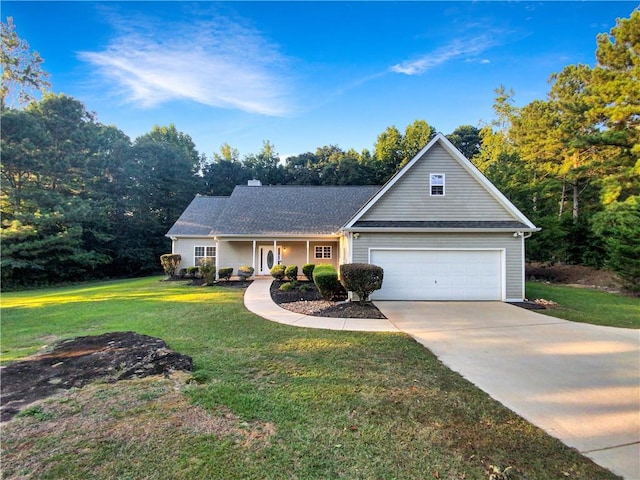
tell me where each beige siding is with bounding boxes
[352,232,524,300]
[172,238,216,269]
[219,240,340,275]
[278,241,338,270]
[219,242,252,271]
[361,144,516,222]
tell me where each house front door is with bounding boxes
[258,246,282,275]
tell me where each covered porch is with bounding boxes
[217,236,346,277]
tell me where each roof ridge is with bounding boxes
[234,185,381,188]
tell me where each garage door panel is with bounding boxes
[370,249,502,301]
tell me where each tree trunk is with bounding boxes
[558,181,566,218]
[572,182,579,222]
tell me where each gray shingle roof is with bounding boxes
[167,186,381,237]
[166,196,228,237]
[216,186,380,235]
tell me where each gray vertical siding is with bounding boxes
[352,232,524,300]
[361,144,517,222]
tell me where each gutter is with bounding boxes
[341,227,541,234]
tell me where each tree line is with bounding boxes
[1,10,638,290]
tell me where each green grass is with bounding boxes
[1,277,621,479]
[526,282,639,329]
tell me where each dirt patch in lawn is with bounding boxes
[270,280,386,319]
[1,331,193,422]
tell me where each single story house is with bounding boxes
[167,133,539,301]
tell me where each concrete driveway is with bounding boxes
[374,301,640,480]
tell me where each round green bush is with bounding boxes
[199,258,216,285]
[218,267,233,281]
[285,265,298,281]
[279,282,295,291]
[312,264,345,300]
[270,264,286,280]
[238,265,254,279]
[302,263,315,281]
[340,263,384,303]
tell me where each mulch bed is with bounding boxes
[270,281,387,319]
[180,278,253,288]
[508,301,547,310]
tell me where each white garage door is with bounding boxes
[370,249,503,301]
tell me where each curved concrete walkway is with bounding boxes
[244,278,399,332]
[244,279,640,479]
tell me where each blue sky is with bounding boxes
[3,1,637,160]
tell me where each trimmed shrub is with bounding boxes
[160,254,181,278]
[218,267,233,281]
[340,263,384,304]
[279,281,296,291]
[270,264,286,280]
[285,265,298,281]
[186,266,200,278]
[237,265,254,279]
[199,258,216,285]
[302,263,315,281]
[313,264,346,300]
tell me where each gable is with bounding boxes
[346,134,537,230]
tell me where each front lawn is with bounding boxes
[1,277,620,479]
[526,282,639,329]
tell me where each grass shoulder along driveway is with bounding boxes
[1,277,621,480]
[526,281,639,329]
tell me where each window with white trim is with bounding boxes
[430,173,445,196]
[314,245,332,259]
[194,246,216,266]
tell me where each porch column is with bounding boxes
[274,240,278,265]
[306,241,310,264]
[214,237,219,280]
[252,240,256,274]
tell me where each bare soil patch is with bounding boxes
[1,331,193,422]
[270,280,386,319]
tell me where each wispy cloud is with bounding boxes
[78,10,295,116]
[390,35,497,75]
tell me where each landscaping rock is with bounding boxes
[0,331,193,422]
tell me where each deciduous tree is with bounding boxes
[1,17,51,106]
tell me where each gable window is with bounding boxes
[430,173,445,196]
[194,246,216,266]
[314,245,332,259]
